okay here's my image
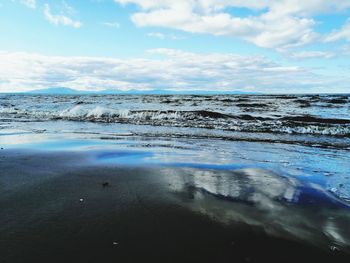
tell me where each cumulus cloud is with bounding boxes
[0,49,347,93]
[43,4,82,28]
[115,0,350,49]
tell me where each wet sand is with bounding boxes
[1,148,349,263]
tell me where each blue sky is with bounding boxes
[1,0,350,93]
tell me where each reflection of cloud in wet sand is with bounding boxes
[0,132,47,145]
[164,167,350,253]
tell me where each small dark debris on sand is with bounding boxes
[102,182,110,188]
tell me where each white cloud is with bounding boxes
[102,22,120,28]
[324,20,350,42]
[147,32,182,40]
[289,51,335,60]
[0,49,347,93]
[115,0,350,49]
[43,4,82,28]
[21,0,36,9]
[147,32,166,40]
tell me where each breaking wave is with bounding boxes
[1,105,349,137]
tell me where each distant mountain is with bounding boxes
[102,89,261,95]
[24,87,261,95]
[27,87,85,94]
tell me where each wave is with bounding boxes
[1,105,349,137]
[282,115,350,125]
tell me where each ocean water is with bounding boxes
[1,93,350,259]
[1,94,349,137]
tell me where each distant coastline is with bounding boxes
[1,87,349,95]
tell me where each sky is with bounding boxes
[0,0,350,93]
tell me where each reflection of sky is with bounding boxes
[0,134,108,150]
[166,168,300,205]
[162,167,350,253]
[0,131,46,145]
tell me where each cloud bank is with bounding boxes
[0,49,347,93]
